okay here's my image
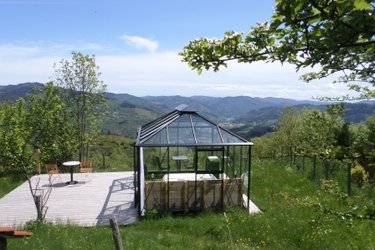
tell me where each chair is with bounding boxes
[80,161,93,173]
[79,161,93,180]
[45,163,61,183]
[45,163,59,174]
[79,161,93,173]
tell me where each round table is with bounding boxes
[62,161,80,185]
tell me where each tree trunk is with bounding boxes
[33,195,43,221]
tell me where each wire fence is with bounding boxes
[294,156,351,193]
[263,155,374,196]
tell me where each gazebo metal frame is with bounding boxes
[134,106,253,216]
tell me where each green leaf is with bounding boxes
[353,0,372,10]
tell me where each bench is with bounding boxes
[0,226,32,250]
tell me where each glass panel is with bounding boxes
[224,146,236,178]
[143,147,159,174]
[168,114,195,144]
[219,128,245,143]
[144,147,170,180]
[143,127,168,145]
[230,146,250,180]
[169,147,194,172]
[191,116,222,144]
[196,147,223,179]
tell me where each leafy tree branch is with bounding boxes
[180,0,375,100]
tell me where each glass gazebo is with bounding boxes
[134,105,253,216]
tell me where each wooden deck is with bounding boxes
[0,172,137,227]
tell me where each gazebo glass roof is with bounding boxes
[135,107,252,147]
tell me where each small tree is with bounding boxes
[54,52,107,161]
[0,99,47,220]
[299,108,343,158]
[0,84,80,221]
[28,83,78,163]
[276,106,302,161]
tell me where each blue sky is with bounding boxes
[0,0,349,100]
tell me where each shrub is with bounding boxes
[351,164,369,187]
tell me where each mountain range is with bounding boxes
[1,82,375,138]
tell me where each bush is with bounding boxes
[351,164,369,187]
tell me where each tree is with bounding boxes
[0,84,81,221]
[180,0,375,100]
[28,83,78,163]
[298,108,344,158]
[54,52,107,161]
[276,106,302,161]
[335,121,352,159]
[0,99,32,179]
[365,113,375,144]
[0,99,47,220]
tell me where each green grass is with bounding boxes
[6,159,375,249]
[0,169,24,198]
[89,134,134,172]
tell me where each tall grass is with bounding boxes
[8,159,375,249]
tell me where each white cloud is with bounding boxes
[96,53,351,100]
[0,56,57,84]
[0,44,40,59]
[120,35,158,53]
[0,42,103,61]
[0,42,354,100]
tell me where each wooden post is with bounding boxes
[313,157,317,180]
[302,156,305,171]
[109,215,124,250]
[0,237,7,250]
[347,162,352,196]
[324,158,330,180]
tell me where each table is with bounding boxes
[207,156,219,161]
[62,161,80,185]
[162,173,216,181]
[0,226,32,249]
[172,155,188,171]
[206,156,220,178]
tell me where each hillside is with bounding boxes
[144,95,324,121]
[1,83,374,138]
[235,103,375,126]
[102,98,162,136]
[0,82,43,102]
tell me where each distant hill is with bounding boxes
[235,103,375,127]
[103,98,162,136]
[0,82,43,102]
[1,82,374,138]
[143,95,324,122]
[344,103,375,123]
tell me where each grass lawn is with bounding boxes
[0,169,24,199]
[5,160,375,249]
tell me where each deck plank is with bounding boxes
[0,172,137,227]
